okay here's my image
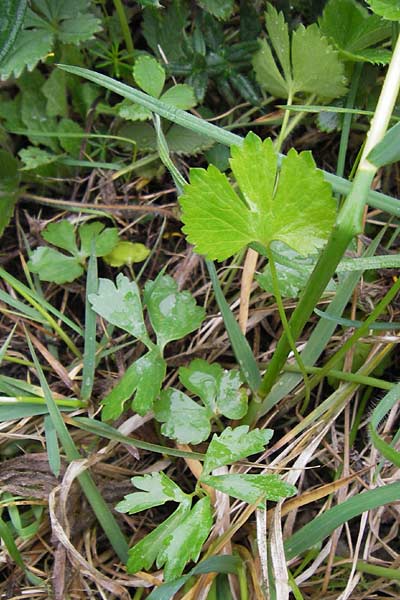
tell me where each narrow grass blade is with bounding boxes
[25,330,128,563]
[72,417,205,461]
[314,307,400,330]
[81,251,97,402]
[369,383,400,468]
[206,260,261,392]
[0,514,43,585]
[57,64,400,217]
[284,482,400,559]
[368,120,400,167]
[44,415,61,477]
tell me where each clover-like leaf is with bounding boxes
[253,3,347,99]
[179,359,247,419]
[127,505,189,574]
[42,221,79,255]
[134,55,165,98]
[367,0,400,20]
[201,474,297,505]
[154,389,210,445]
[157,497,213,581]
[202,426,273,476]
[101,348,166,420]
[28,247,84,284]
[116,472,191,514]
[89,274,150,345]
[320,0,392,64]
[78,222,119,257]
[180,132,337,261]
[144,274,205,351]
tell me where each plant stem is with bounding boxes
[246,33,400,423]
[336,63,362,180]
[113,0,134,58]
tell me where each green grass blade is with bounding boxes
[44,414,61,477]
[0,514,43,585]
[57,65,400,217]
[314,307,400,330]
[26,331,129,563]
[72,417,206,460]
[206,260,261,392]
[81,251,97,402]
[284,482,400,559]
[369,383,400,468]
[368,120,400,167]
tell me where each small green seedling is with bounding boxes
[28,220,119,284]
[117,426,296,581]
[103,240,150,267]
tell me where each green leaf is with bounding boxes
[117,99,152,121]
[42,69,68,117]
[127,505,189,574]
[42,221,79,255]
[197,0,234,20]
[27,247,84,284]
[320,0,391,64]
[0,29,53,80]
[78,222,119,257]
[201,474,296,504]
[367,0,400,20]
[116,472,191,514]
[144,273,205,351]
[101,348,165,419]
[155,389,211,444]
[180,132,336,261]
[18,146,59,170]
[367,121,400,167]
[253,3,347,99]
[202,426,273,476]
[143,0,189,62]
[160,84,197,110]
[134,55,165,98]
[157,497,213,581]
[0,0,27,63]
[21,87,58,150]
[179,359,247,419]
[0,149,20,238]
[89,274,150,345]
[103,241,150,267]
[57,118,84,157]
[166,124,214,155]
[369,383,400,468]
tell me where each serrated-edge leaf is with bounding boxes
[42,220,79,255]
[160,84,197,110]
[367,0,400,21]
[252,38,288,98]
[265,3,291,84]
[202,473,297,504]
[134,55,165,98]
[116,472,190,514]
[27,247,84,284]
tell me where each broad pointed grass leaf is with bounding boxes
[127,505,190,574]
[180,133,336,261]
[116,472,191,514]
[320,0,391,64]
[160,84,197,110]
[202,426,273,476]
[81,250,97,402]
[147,555,240,600]
[154,389,211,444]
[89,274,151,346]
[56,64,400,217]
[42,220,79,255]
[284,482,400,559]
[367,121,400,167]
[369,383,400,468]
[27,247,84,284]
[179,359,247,419]
[367,0,400,20]
[157,497,213,581]
[0,149,20,237]
[78,221,119,257]
[134,55,165,98]
[253,3,347,99]
[102,348,165,419]
[202,474,296,505]
[144,274,205,351]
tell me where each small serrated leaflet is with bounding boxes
[116,472,191,514]
[134,55,165,98]
[201,474,297,504]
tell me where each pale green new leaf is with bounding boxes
[28,248,84,284]
[89,274,150,345]
[134,55,165,98]
[253,3,347,99]
[202,426,273,476]
[144,274,205,350]
[127,505,189,574]
[116,472,191,514]
[154,389,211,444]
[367,0,400,20]
[103,241,150,267]
[201,474,297,504]
[180,132,336,261]
[157,497,213,581]
[42,221,79,255]
[179,359,247,419]
[101,348,166,419]
[320,0,391,64]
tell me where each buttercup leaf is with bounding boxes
[154,389,210,445]
[27,248,84,284]
[180,132,336,261]
[367,0,400,20]
[42,221,79,255]
[201,474,297,504]
[79,222,119,257]
[116,472,190,514]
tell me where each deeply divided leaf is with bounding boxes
[116,472,191,514]
[201,474,297,505]
[154,389,210,444]
[28,248,84,284]
[367,0,400,20]
[180,132,337,261]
